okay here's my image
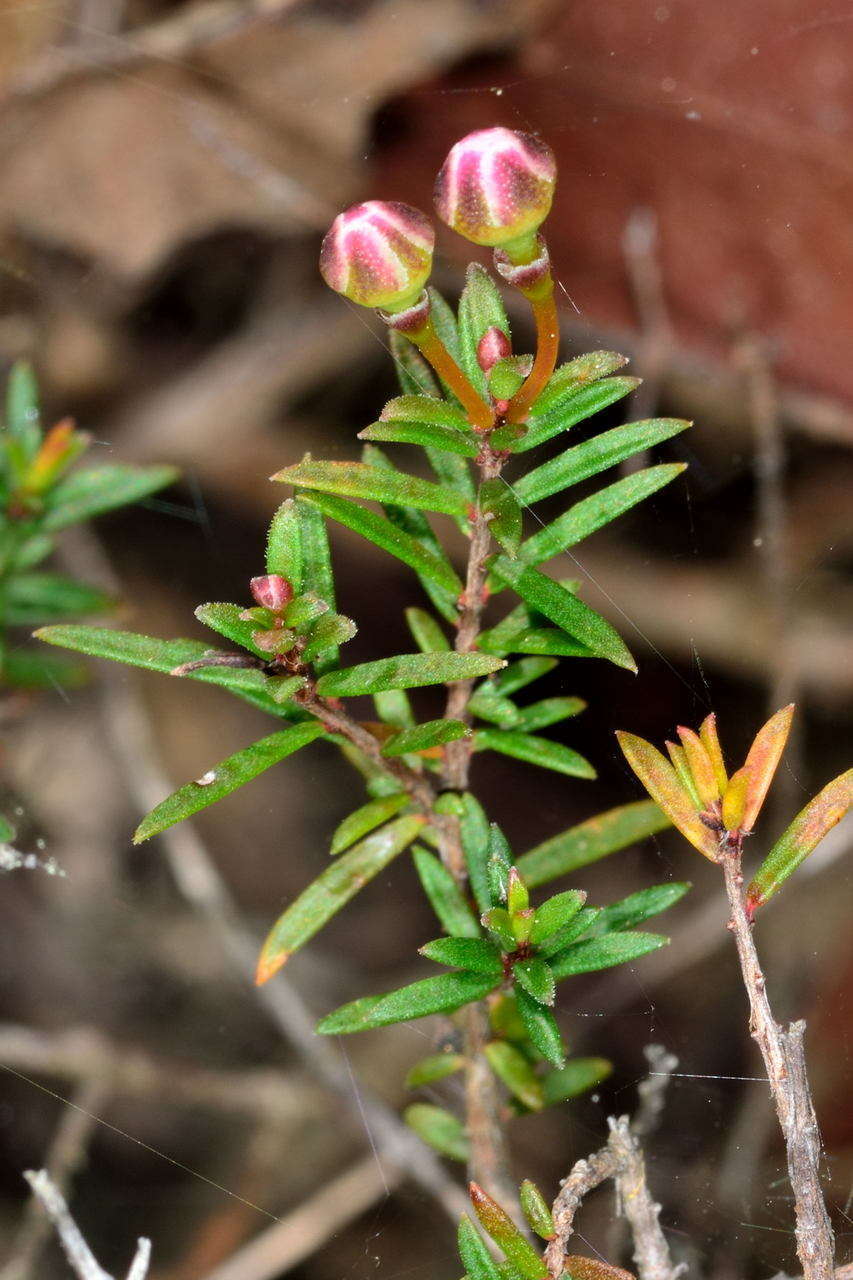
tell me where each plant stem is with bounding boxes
[505,285,559,423]
[410,320,495,432]
[721,844,835,1280]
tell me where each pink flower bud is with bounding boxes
[250,575,292,613]
[434,128,556,250]
[476,326,512,374]
[319,201,434,310]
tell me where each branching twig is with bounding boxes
[607,1117,683,1280]
[22,1170,150,1280]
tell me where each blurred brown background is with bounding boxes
[0,2,851,1278]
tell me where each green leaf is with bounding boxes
[532,351,629,414]
[474,729,595,779]
[405,607,450,653]
[468,684,521,728]
[272,458,469,517]
[468,1183,548,1280]
[487,823,513,903]
[283,593,329,632]
[491,657,557,697]
[514,419,690,504]
[382,718,470,757]
[592,882,690,934]
[10,533,53,571]
[480,478,522,556]
[616,731,718,859]
[0,813,15,843]
[518,799,671,888]
[330,794,410,855]
[457,263,511,398]
[316,968,497,1033]
[517,377,641,454]
[2,573,114,625]
[537,907,599,959]
[316,652,504,697]
[195,602,266,657]
[513,956,555,1005]
[405,1104,469,1162]
[373,687,415,729]
[0,647,87,690]
[513,698,586,733]
[359,418,479,457]
[257,814,425,983]
[481,907,517,951]
[490,559,635,671]
[5,360,41,460]
[302,613,357,661]
[34,625,298,718]
[380,395,470,429]
[412,845,481,938]
[521,465,687,565]
[515,987,565,1067]
[479,628,592,659]
[420,936,502,974]
[405,1053,466,1090]
[530,890,586,946]
[390,329,441,398]
[42,465,179,531]
[519,1180,556,1239]
[542,1058,612,1106]
[134,723,326,844]
[458,1217,502,1280]
[746,769,853,915]
[266,499,302,587]
[484,1041,544,1111]
[456,792,492,915]
[549,931,667,980]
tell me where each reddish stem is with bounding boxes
[410,321,495,432]
[505,283,559,423]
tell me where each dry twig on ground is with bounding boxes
[22,1170,150,1280]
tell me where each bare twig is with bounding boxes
[545,1143,619,1276]
[632,1044,679,1141]
[607,1117,683,1280]
[721,848,835,1280]
[22,1169,150,1280]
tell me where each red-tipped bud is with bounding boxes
[434,127,556,255]
[250,574,292,613]
[476,326,512,374]
[319,201,434,311]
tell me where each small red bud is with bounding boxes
[250,574,292,612]
[476,326,512,374]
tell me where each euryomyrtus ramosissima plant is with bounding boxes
[0,361,176,694]
[37,127,693,1166]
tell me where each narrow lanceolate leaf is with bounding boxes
[592,882,690,934]
[134,723,326,844]
[404,1105,469,1162]
[519,1180,556,1239]
[513,956,556,1006]
[677,725,720,808]
[457,792,492,916]
[34,626,293,718]
[487,823,513,903]
[514,419,690,504]
[405,607,451,653]
[491,656,557,697]
[301,613,357,661]
[301,492,463,593]
[359,419,479,457]
[469,1183,548,1280]
[517,377,641,453]
[317,652,504,697]
[293,497,338,670]
[480,479,522,556]
[42,465,179,531]
[405,1053,466,1090]
[2,573,113,624]
[615,732,718,859]
[699,712,728,794]
[479,627,593,659]
[468,685,521,728]
[532,351,629,415]
[6,360,42,459]
[530,890,586,946]
[316,969,497,1034]
[374,687,415,731]
[266,499,303,587]
[741,703,795,831]
[256,815,425,983]
[746,769,853,916]
[1,648,87,691]
[491,559,635,672]
[381,395,470,429]
[419,937,503,975]
[329,794,409,855]
[542,1058,612,1106]
[520,465,686,565]
[484,1041,544,1111]
[458,1216,502,1280]
[195,602,267,657]
[412,846,481,938]
[515,987,565,1068]
[475,729,595,780]
[272,458,469,517]
[549,932,667,980]
[519,800,670,887]
[537,907,599,958]
[563,1257,635,1280]
[383,719,470,757]
[666,741,701,808]
[457,263,511,398]
[513,698,586,733]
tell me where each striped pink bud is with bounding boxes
[319,201,434,310]
[434,128,556,251]
[250,575,292,613]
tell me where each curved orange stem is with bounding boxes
[505,284,559,424]
[410,320,495,432]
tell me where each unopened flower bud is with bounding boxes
[476,326,512,374]
[319,201,434,311]
[250,574,292,613]
[434,127,556,258]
